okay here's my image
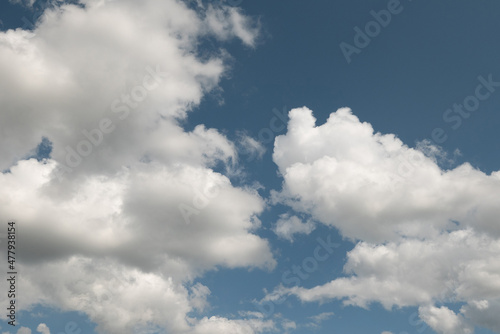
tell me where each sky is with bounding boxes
[1,0,500,334]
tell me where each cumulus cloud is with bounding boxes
[190,316,274,334]
[16,328,31,334]
[273,214,315,242]
[419,305,472,334]
[0,1,270,333]
[273,107,500,242]
[271,107,500,333]
[36,324,50,334]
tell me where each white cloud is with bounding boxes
[237,132,266,161]
[0,1,271,334]
[36,324,50,334]
[204,6,260,47]
[305,312,334,329]
[271,107,500,332]
[461,299,500,333]
[273,214,315,242]
[189,316,275,334]
[273,107,500,243]
[419,305,472,334]
[0,0,260,174]
[189,283,211,312]
[281,320,296,332]
[16,328,31,334]
[309,312,334,323]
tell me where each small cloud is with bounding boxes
[189,283,211,312]
[282,319,296,331]
[238,311,264,319]
[36,323,50,334]
[273,214,315,242]
[309,312,335,323]
[381,332,394,334]
[237,131,266,162]
[306,312,335,328]
[16,327,31,334]
[416,139,458,167]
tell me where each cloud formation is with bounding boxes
[273,214,315,242]
[35,323,50,334]
[272,107,500,333]
[0,1,272,333]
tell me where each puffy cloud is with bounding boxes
[461,299,500,333]
[273,214,315,242]
[0,1,271,333]
[36,324,50,334]
[273,107,500,243]
[189,316,275,334]
[0,0,258,174]
[271,107,500,332]
[273,108,500,242]
[16,328,31,334]
[418,305,472,334]
[204,5,260,47]
[287,230,500,309]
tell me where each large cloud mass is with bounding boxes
[0,1,274,333]
[272,107,500,334]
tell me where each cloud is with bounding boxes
[0,0,259,174]
[237,132,266,161]
[273,214,315,242]
[190,317,275,334]
[8,0,36,7]
[16,328,31,334]
[0,1,271,333]
[204,5,260,47]
[273,107,500,243]
[305,312,334,329]
[36,324,50,334]
[309,312,334,323]
[419,305,472,334]
[271,107,500,333]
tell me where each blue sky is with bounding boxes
[1,1,500,334]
